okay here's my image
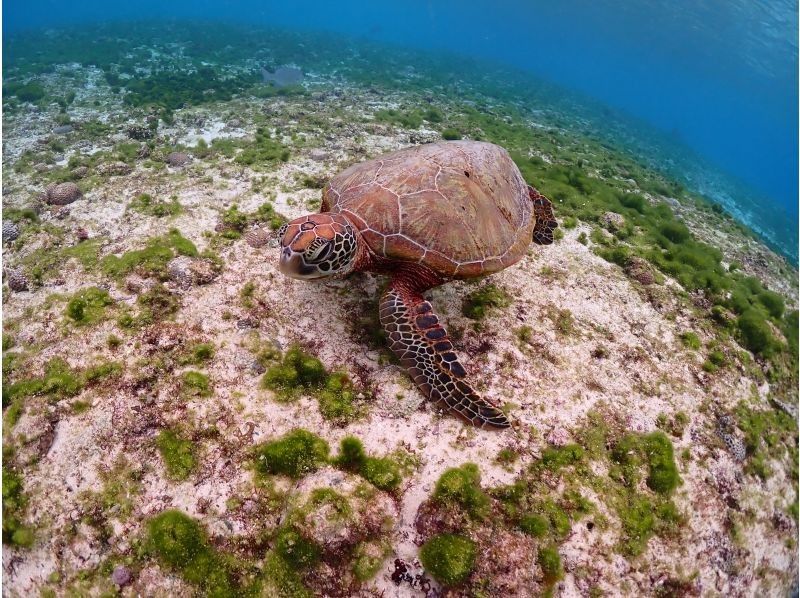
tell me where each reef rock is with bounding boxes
[127,125,154,141]
[625,256,655,285]
[601,211,625,231]
[471,527,543,596]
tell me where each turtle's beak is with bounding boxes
[278,247,323,279]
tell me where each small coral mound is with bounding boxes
[165,152,191,167]
[98,161,132,176]
[167,256,219,289]
[4,268,29,292]
[71,165,89,178]
[244,226,270,248]
[2,220,20,243]
[44,182,82,205]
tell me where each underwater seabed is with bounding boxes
[2,20,798,597]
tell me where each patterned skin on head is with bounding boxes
[277,213,359,279]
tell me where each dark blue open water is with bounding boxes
[4,0,798,261]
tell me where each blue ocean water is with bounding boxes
[4,0,798,261]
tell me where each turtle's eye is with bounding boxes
[305,238,332,262]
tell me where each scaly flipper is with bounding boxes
[529,185,557,245]
[379,279,510,429]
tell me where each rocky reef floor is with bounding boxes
[2,23,798,597]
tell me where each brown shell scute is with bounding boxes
[325,141,534,277]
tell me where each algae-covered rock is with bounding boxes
[268,467,397,594]
[283,467,397,560]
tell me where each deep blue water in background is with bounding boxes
[4,0,798,258]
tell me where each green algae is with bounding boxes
[495,447,520,468]
[181,342,215,365]
[254,429,330,479]
[12,82,47,102]
[129,192,183,218]
[537,546,564,585]
[519,513,549,538]
[478,413,684,566]
[375,108,424,129]
[316,372,359,424]
[735,401,798,482]
[334,436,403,492]
[122,68,258,114]
[442,128,462,140]
[262,551,312,597]
[352,540,390,582]
[609,432,680,495]
[17,238,104,287]
[2,357,121,407]
[262,345,328,400]
[235,127,290,167]
[679,332,701,350]
[274,528,321,571]
[240,281,256,308]
[262,345,362,424]
[65,287,114,325]
[146,510,247,597]
[100,229,197,280]
[538,444,584,473]
[641,432,681,495]
[433,463,490,520]
[78,456,142,530]
[118,284,181,329]
[156,430,197,481]
[737,309,775,355]
[656,411,690,438]
[2,465,34,547]
[461,283,512,320]
[419,533,477,586]
[181,370,212,398]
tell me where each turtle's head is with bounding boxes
[277,213,358,280]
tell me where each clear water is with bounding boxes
[4,0,798,261]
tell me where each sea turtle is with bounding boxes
[276,141,557,429]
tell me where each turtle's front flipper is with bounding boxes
[380,280,510,429]
[528,185,557,245]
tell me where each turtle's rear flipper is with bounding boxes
[380,281,510,429]
[529,185,557,245]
